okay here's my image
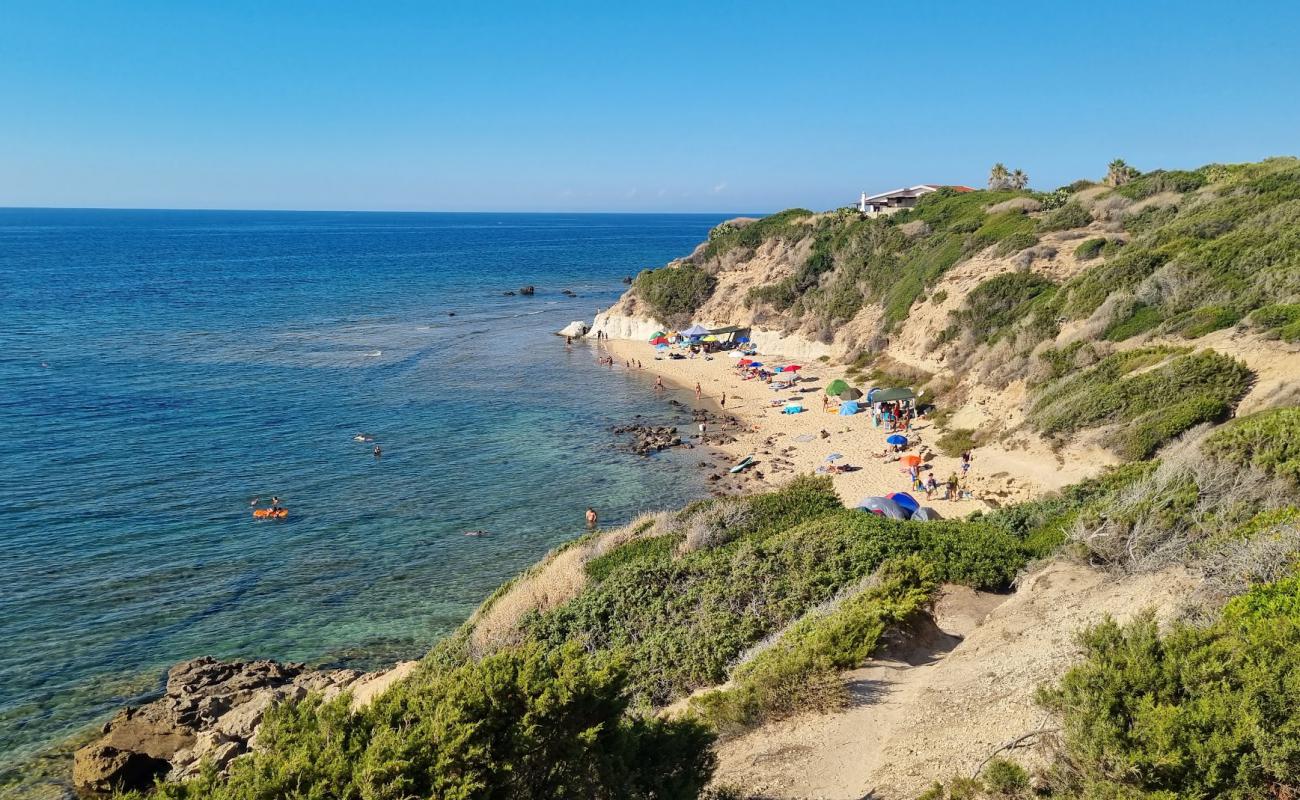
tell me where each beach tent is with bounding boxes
[838,387,863,401]
[839,400,860,415]
[557,321,587,337]
[650,336,669,345]
[649,331,665,340]
[887,434,909,446]
[826,379,850,397]
[870,387,917,404]
[681,323,710,337]
[857,495,910,520]
[887,492,921,516]
[910,506,943,522]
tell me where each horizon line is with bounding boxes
[0,205,776,216]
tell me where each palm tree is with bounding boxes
[988,163,1010,190]
[1010,169,1029,190]
[1107,158,1139,186]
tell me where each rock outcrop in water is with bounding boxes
[72,656,413,794]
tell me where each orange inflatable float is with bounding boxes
[253,508,288,519]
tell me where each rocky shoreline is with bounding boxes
[71,656,414,795]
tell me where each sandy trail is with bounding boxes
[711,561,1198,799]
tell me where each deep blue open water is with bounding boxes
[0,209,729,777]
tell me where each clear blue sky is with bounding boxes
[2,0,1297,212]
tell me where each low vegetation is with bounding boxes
[1028,347,1251,457]
[633,264,717,326]
[1203,407,1300,486]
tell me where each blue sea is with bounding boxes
[0,209,731,782]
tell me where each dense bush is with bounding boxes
[1029,348,1251,449]
[1040,586,1300,798]
[1204,407,1300,485]
[1250,303,1300,341]
[136,643,715,800]
[1104,396,1229,460]
[525,478,1027,705]
[633,265,717,326]
[948,273,1057,345]
[691,556,935,732]
[1039,201,1092,232]
[1102,301,1162,341]
[1073,237,1106,260]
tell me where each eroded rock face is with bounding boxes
[72,657,364,794]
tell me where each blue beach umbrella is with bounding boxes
[655,343,669,350]
[748,361,763,367]
[886,434,908,446]
[825,453,843,462]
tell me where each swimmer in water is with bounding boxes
[373,445,382,457]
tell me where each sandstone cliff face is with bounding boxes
[72,656,414,794]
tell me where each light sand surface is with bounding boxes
[711,561,1199,799]
[598,337,1069,514]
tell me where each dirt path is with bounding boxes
[711,561,1198,799]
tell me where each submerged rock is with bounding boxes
[518,285,535,296]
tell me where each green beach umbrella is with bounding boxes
[825,379,850,397]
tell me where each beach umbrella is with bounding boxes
[887,434,908,446]
[900,454,923,468]
[737,336,750,343]
[703,335,718,342]
[838,387,863,401]
[738,358,753,366]
[825,453,843,462]
[784,364,802,372]
[825,379,850,397]
[655,343,669,350]
[748,361,764,367]
[773,366,785,372]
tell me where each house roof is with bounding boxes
[862,184,975,203]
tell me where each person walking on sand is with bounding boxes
[961,449,973,476]
[695,382,702,401]
[585,507,598,528]
[720,392,727,407]
[925,474,939,500]
[946,473,959,501]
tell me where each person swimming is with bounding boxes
[373,445,382,457]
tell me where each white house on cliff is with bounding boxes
[857,184,974,215]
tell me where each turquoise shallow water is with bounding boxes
[0,209,730,775]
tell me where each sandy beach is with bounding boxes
[596,337,992,516]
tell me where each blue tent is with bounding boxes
[888,492,920,516]
[839,400,860,415]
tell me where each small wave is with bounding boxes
[367,350,382,357]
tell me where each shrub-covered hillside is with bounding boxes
[633,158,1300,349]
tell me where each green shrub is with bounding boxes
[1113,168,1209,200]
[971,211,1037,251]
[981,758,1030,797]
[931,289,948,304]
[1250,303,1300,341]
[633,265,717,327]
[1029,348,1252,457]
[691,556,935,732]
[1039,585,1300,799]
[949,273,1057,345]
[139,643,715,800]
[1204,407,1300,486]
[994,231,1039,257]
[1039,201,1093,232]
[1105,396,1229,460]
[1073,237,1107,260]
[937,428,978,457]
[1171,304,1241,338]
[1103,302,1162,341]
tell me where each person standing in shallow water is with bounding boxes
[654,376,664,392]
[695,382,702,401]
[585,507,598,528]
